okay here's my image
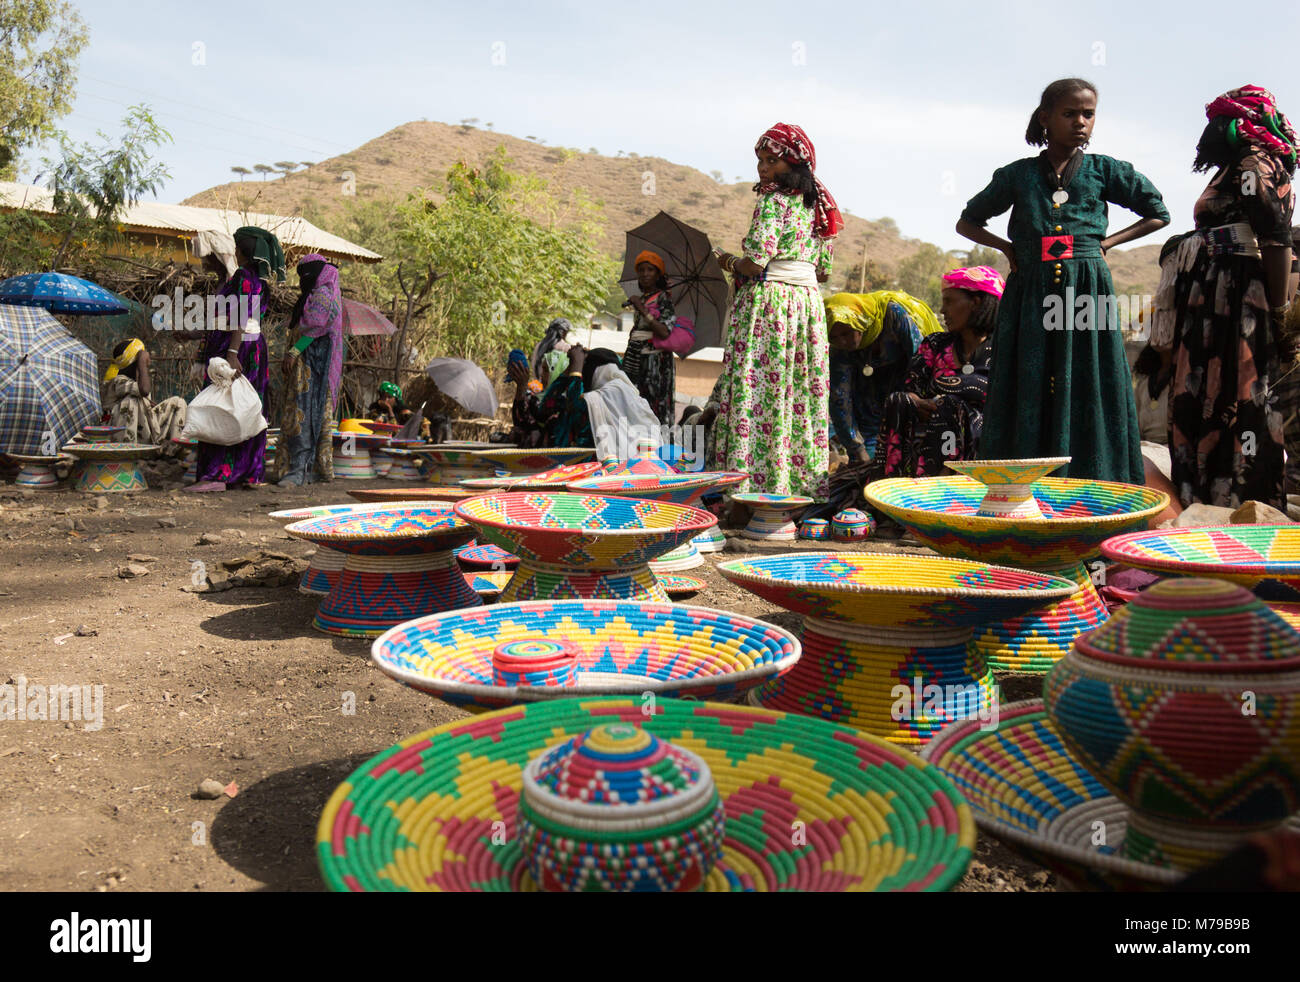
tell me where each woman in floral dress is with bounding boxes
[704,123,840,499]
[1167,86,1298,509]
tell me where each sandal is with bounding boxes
[183,481,226,493]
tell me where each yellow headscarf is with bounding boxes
[824,291,943,347]
[103,338,145,382]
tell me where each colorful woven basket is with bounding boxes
[799,518,831,541]
[867,475,1167,674]
[269,502,408,595]
[734,493,813,541]
[470,448,597,473]
[648,539,704,573]
[659,573,706,599]
[693,526,728,554]
[466,570,512,598]
[348,487,481,504]
[369,599,800,710]
[832,509,875,540]
[719,553,1076,745]
[519,723,725,891]
[9,454,63,489]
[455,543,519,568]
[454,493,716,604]
[1101,525,1300,601]
[285,505,480,637]
[373,449,423,481]
[1044,578,1300,870]
[61,442,157,492]
[79,425,125,443]
[567,472,749,507]
[461,461,606,491]
[316,696,975,892]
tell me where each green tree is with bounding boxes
[0,0,88,179]
[45,104,171,267]
[964,243,1007,273]
[895,243,953,309]
[394,148,617,362]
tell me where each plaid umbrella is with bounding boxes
[0,305,101,455]
[0,272,129,315]
[342,298,397,336]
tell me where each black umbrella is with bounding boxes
[620,211,728,356]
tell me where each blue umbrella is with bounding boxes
[0,272,129,316]
[0,305,101,455]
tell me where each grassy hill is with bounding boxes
[184,119,1163,296]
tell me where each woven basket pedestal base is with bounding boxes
[500,560,669,604]
[13,459,60,489]
[314,550,481,637]
[74,458,147,493]
[751,618,999,746]
[300,545,346,595]
[742,503,805,541]
[649,541,705,572]
[693,527,727,553]
[970,562,1108,674]
[333,448,376,480]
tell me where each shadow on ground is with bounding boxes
[210,752,375,891]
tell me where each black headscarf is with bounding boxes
[291,259,331,329]
[532,318,573,376]
[581,348,621,391]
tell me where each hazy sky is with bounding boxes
[28,0,1300,253]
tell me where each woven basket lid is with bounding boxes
[833,509,869,525]
[1075,577,1300,672]
[522,723,715,828]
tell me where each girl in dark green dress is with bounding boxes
[957,78,1170,483]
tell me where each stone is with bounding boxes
[74,625,97,637]
[1230,500,1294,526]
[117,563,151,579]
[194,779,225,800]
[128,554,159,563]
[198,532,223,546]
[157,517,178,529]
[94,497,109,511]
[1173,503,1235,528]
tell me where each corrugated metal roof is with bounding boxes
[0,182,382,264]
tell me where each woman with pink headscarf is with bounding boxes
[874,266,1003,478]
[704,122,841,501]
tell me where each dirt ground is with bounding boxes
[0,472,1057,893]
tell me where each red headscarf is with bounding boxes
[754,123,844,239]
[1205,85,1298,164]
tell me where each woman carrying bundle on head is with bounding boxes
[824,289,945,467]
[704,122,840,501]
[101,339,189,451]
[623,251,678,429]
[185,225,283,492]
[1166,86,1298,510]
[276,253,344,486]
[873,266,1003,478]
[956,77,1169,483]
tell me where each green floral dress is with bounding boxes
[960,153,1169,483]
[708,191,833,497]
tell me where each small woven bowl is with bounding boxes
[831,509,875,540]
[519,722,725,892]
[799,518,831,540]
[492,639,578,688]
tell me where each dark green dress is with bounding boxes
[960,153,1169,483]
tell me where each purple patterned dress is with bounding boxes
[194,268,269,485]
